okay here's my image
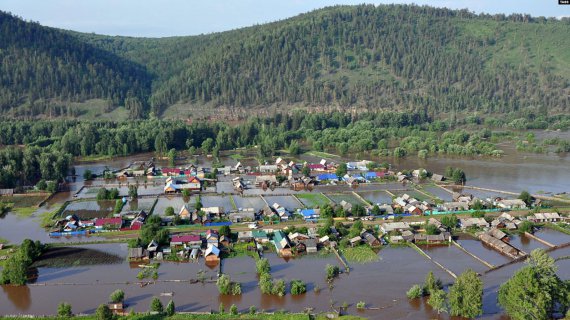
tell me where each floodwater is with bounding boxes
[201,196,234,213]
[358,190,393,205]
[506,234,547,253]
[153,197,192,216]
[422,186,453,202]
[455,239,512,267]
[2,242,570,318]
[419,244,488,276]
[263,196,303,212]
[533,228,569,246]
[233,196,266,211]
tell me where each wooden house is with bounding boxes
[204,245,220,263]
[272,230,292,256]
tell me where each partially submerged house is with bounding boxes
[253,230,269,243]
[496,199,527,209]
[379,222,411,234]
[272,230,292,256]
[460,218,489,229]
[204,245,220,263]
[362,232,381,247]
[170,235,202,249]
[237,231,254,242]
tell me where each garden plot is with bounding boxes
[62,200,115,219]
[153,197,193,216]
[296,193,331,208]
[358,191,392,205]
[263,195,302,211]
[200,196,233,213]
[233,196,266,211]
[120,198,156,213]
[328,193,367,206]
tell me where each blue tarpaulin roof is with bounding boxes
[300,209,315,217]
[317,173,338,180]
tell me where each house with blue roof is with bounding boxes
[317,173,338,181]
[300,208,320,220]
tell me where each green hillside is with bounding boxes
[1,5,569,119]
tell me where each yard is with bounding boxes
[0,194,49,217]
[341,245,380,264]
[296,193,331,208]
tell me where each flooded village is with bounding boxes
[1,147,569,319]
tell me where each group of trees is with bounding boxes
[0,239,44,285]
[0,146,70,188]
[216,274,242,295]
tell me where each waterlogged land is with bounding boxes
[0,149,569,318]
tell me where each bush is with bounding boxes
[165,206,175,216]
[290,279,307,295]
[356,301,366,309]
[36,179,47,191]
[166,300,175,316]
[83,170,93,180]
[57,302,73,317]
[256,258,271,274]
[219,302,224,314]
[406,284,424,299]
[325,264,340,281]
[259,272,273,294]
[96,304,113,320]
[217,274,241,295]
[249,306,256,315]
[272,279,286,297]
[518,221,534,234]
[230,304,238,315]
[109,289,125,303]
[150,297,163,313]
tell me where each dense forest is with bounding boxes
[0,4,569,118]
[2,110,569,188]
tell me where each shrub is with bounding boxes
[230,304,238,315]
[95,304,113,320]
[406,284,424,299]
[166,300,175,316]
[249,306,256,315]
[150,297,163,313]
[356,301,366,309]
[272,279,286,297]
[57,302,73,317]
[290,279,307,295]
[165,206,175,216]
[109,289,125,303]
[256,258,271,274]
[325,264,340,281]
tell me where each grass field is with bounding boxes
[341,246,379,264]
[296,193,331,208]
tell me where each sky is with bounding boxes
[2,0,569,37]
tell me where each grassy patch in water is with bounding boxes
[32,246,123,268]
[341,246,379,264]
[296,193,331,208]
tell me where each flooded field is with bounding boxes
[533,228,569,246]
[422,186,453,202]
[120,198,156,213]
[62,200,115,219]
[455,239,512,266]
[419,244,488,276]
[328,193,366,206]
[507,234,547,253]
[201,196,234,212]
[358,190,393,205]
[296,193,331,207]
[233,196,266,211]
[263,196,303,212]
[153,197,192,216]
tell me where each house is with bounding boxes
[527,212,561,223]
[441,202,470,212]
[317,173,338,181]
[94,217,123,229]
[390,235,404,243]
[206,229,219,247]
[229,208,256,223]
[108,303,125,316]
[255,175,278,187]
[376,204,394,215]
[272,230,292,256]
[261,206,278,219]
[259,164,278,173]
[379,222,411,234]
[252,230,269,243]
[272,203,290,221]
[431,174,444,182]
[319,235,330,244]
[237,231,254,242]
[413,233,451,244]
[170,235,202,248]
[128,247,147,261]
[308,164,326,172]
[179,204,193,220]
[405,204,423,215]
[349,236,362,247]
[489,228,508,240]
[460,218,489,229]
[288,232,311,243]
[362,232,381,247]
[339,200,353,212]
[401,230,414,242]
[202,207,224,218]
[147,240,159,253]
[300,208,320,220]
[204,244,220,263]
[496,199,527,209]
[303,239,318,253]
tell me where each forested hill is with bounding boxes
[0,11,152,118]
[2,5,570,119]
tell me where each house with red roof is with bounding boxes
[94,217,123,229]
[170,234,202,248]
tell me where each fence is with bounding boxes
[204,221,232,227]
[425,208,502,215]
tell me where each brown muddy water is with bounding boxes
[3,243,569,318]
